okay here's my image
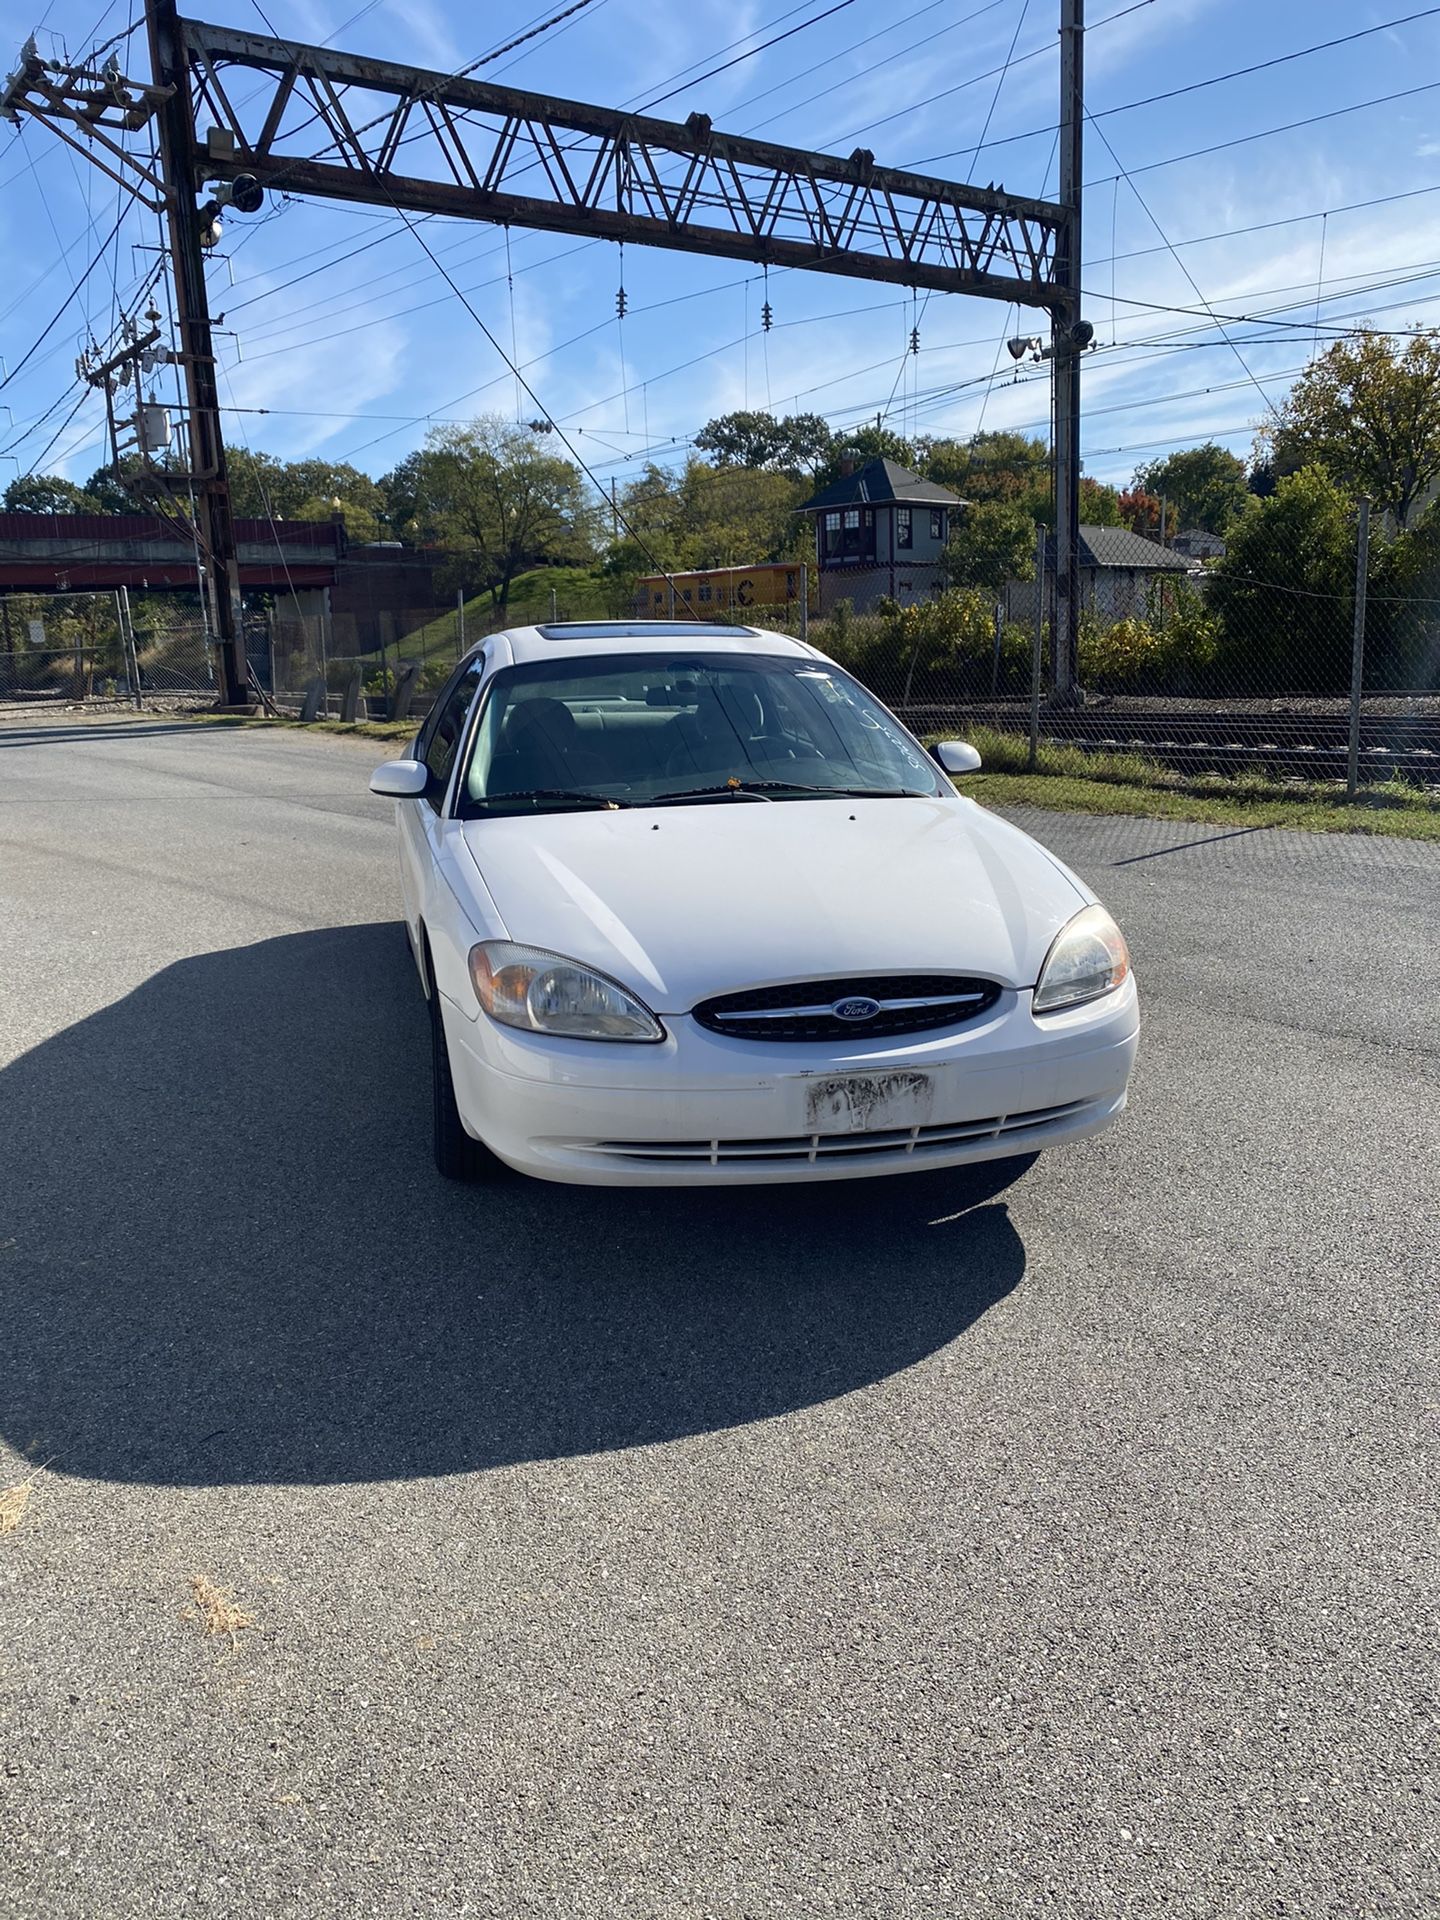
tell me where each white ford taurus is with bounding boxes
[370,621,1138,1185]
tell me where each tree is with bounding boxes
[1116,486,1163,537]
[83,461,148,512]
[1263,330,1440,527]
[1208,466,1358,691]
[1248,459,1277,498]
[603,458,807,582]
[675,461,807,569]
[922,429,1049,504]
[3,474,102,514]
[225,448,386,532]
[694,410,834,480]
[1079,476,1123,527]
[941,500,1035,596]
[417,416,596,610]
[294,494,382,543]
[1135,442,1248,535]
[812,422,917,489]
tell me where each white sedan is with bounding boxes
[370,621,1138,1185]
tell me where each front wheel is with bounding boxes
[430,984,494,1181]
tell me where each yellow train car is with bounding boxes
[634,562,802,616]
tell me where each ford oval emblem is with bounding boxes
[833,996,882,1022]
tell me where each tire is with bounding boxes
[430,985,487,1181]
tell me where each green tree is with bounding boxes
[293,494,382,543]
[1134,442,1249,535]
[1262,330,1440,527]
[82,461,149,512]
[1079,476,1123,527]
[3,474,102,514]
[942,500,1035,596]
[922,430,1049,504]
[675,461,806,569]
[694,410,834,480]
[225,448,386,531]
[1208,466,1358,691]
[417,416,596,610]
[812,422,918,489]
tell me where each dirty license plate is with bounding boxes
[803,1069,935,1134]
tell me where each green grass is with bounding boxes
[401,565,623,659]
[184,712,1438,839]
[950,726,1440,841]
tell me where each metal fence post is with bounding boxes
[799,563,809,643]
[1347,496,1371,799]
[115,587,142,710]
[457,587,466,655]
[1028,521,1045,771]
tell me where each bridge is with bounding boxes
[0,511,344,592]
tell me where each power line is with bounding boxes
[1086,113,1280,421]
[635,0,859,114]
[908,5,1440,167]
[0,203,132,395]
[1082,80,1440,190]
[377,188,684,589]
[877,0,1033,429]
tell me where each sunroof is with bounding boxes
[536,622,757,640]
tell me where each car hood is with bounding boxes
[459,797,1087,1011]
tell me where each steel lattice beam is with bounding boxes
[180,18,1067,308]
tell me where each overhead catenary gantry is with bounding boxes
[2,0,1089,707]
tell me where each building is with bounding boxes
[798,458,963,614]
[1167,527,1226,562]
[633,561,803,617]
[1004,525,1196,626]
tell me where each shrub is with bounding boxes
[1078,614,1162,690]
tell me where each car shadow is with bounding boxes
[2,923,1031,1486]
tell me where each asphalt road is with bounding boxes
[1,716,1435,1919]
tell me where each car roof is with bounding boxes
[484,620,818,667]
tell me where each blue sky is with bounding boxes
[3,0,1440,500]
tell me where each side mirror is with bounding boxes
[369,757,429,798]
[932,740,982,776]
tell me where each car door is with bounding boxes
[398,654,485,932]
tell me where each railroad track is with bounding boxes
[899,704,1440,780]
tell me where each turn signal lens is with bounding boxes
[1033,904,1131,1014]
[469,942,664,1042]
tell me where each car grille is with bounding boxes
[582,1101,1089,1166]
[692,973,1002,1041]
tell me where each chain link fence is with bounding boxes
[14,548,1436,827]
[0,591,218,710]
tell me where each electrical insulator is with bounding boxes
[910,326,920,356]
[616,286,628,319]
[761,300,773,332]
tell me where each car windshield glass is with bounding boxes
[458,652,946,815]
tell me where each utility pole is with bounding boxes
[146,0,247,706]
[1052,0,1086,703]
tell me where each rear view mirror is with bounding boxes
[933,740,982,775]
[369,758,429,798]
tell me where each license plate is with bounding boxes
[803,1069,934,1134]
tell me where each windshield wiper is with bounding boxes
[650,781,924,805]
[648,781,784,803]
[478,788,631,811]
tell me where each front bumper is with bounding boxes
[440,976,1140,1187]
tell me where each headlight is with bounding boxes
[468,941,664,1042]
[1033,904,1131,1013]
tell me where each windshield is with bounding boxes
[457,652,946,816]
